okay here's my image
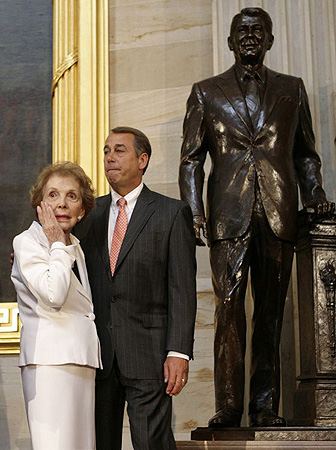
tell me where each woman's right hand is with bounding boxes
[37,201,67,245]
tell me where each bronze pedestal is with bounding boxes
[294,210,336,426]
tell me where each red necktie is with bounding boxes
[110,198,127,276]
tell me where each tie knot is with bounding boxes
[246,72,255,81]
[117,197,126,209]
[245,71,262,83]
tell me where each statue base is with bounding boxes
[174,427,336,449]
[190,426,336,441]
[294,211,336,425]
[293,378,336,426]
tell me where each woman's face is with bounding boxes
[42,174,85,235]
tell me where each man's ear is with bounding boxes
[267,34,274,51]
[228,36,233,51]
[138,153,149,171]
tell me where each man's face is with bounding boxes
[228,15,274,67]
[103,132,148,196]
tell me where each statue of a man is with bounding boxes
[179,7,334,428]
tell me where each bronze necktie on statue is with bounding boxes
[245,74,261,127]
[110,197,128,276]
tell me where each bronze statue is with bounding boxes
[179,7,334,428]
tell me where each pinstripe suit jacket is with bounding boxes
[76,185,197,380]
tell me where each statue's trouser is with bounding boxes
[210,191,294,417]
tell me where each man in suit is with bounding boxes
[179,7,333,428]
[76,126,196,449]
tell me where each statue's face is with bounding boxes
[228,15,274,67]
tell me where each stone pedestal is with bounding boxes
[177,440,336,449]
[190,426,336,441]
[179,427,336,449]
[293,210,336,426]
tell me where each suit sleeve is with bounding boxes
[294,78,326,205]
[179,83,208,218]
[12,233,76,309]
[166,203,197,359]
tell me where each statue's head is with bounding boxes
[228,7,274,68]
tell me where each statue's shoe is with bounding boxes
[250,411,287,427]
[208,408,242,428]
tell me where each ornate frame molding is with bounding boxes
[52,0,110,196]
[0,303,21,354]
[77,0,110,196]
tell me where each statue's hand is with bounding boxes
[193,216,208,247]
[306,200,335,218]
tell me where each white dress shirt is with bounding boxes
[108,182,143,252]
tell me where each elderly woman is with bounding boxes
[11,162,102,450]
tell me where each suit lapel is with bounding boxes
[216,66,254,136]
[114,185,155,274]
[92,194,113,282]
[254,68,282,135]
[70,271,92,302]
[31,221,93,302]
[216,66,284,138]
[71,245,93,302]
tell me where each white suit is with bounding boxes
[11,221,102,450]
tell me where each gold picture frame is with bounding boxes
[0,302,21,354]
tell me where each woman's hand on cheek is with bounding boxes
[37,202,67,245]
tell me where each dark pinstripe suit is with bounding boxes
[76,184,196,449]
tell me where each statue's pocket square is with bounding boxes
[279,96,296,103]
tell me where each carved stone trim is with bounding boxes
[320,259,336,358]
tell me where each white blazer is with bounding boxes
[11,221,102,369]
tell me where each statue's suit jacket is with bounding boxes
[76,185,196,380]
[179,65,326,243]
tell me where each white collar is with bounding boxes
[110,182,144,212]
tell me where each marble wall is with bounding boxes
[0,357,31,450]
[109,0,214,286]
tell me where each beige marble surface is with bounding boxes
[108,0,214,283]
[109,0,212,51]
[110,38,213,93]
[0,356,31,450]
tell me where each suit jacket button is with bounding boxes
[111,297,116,303]
[88,313,95,320]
